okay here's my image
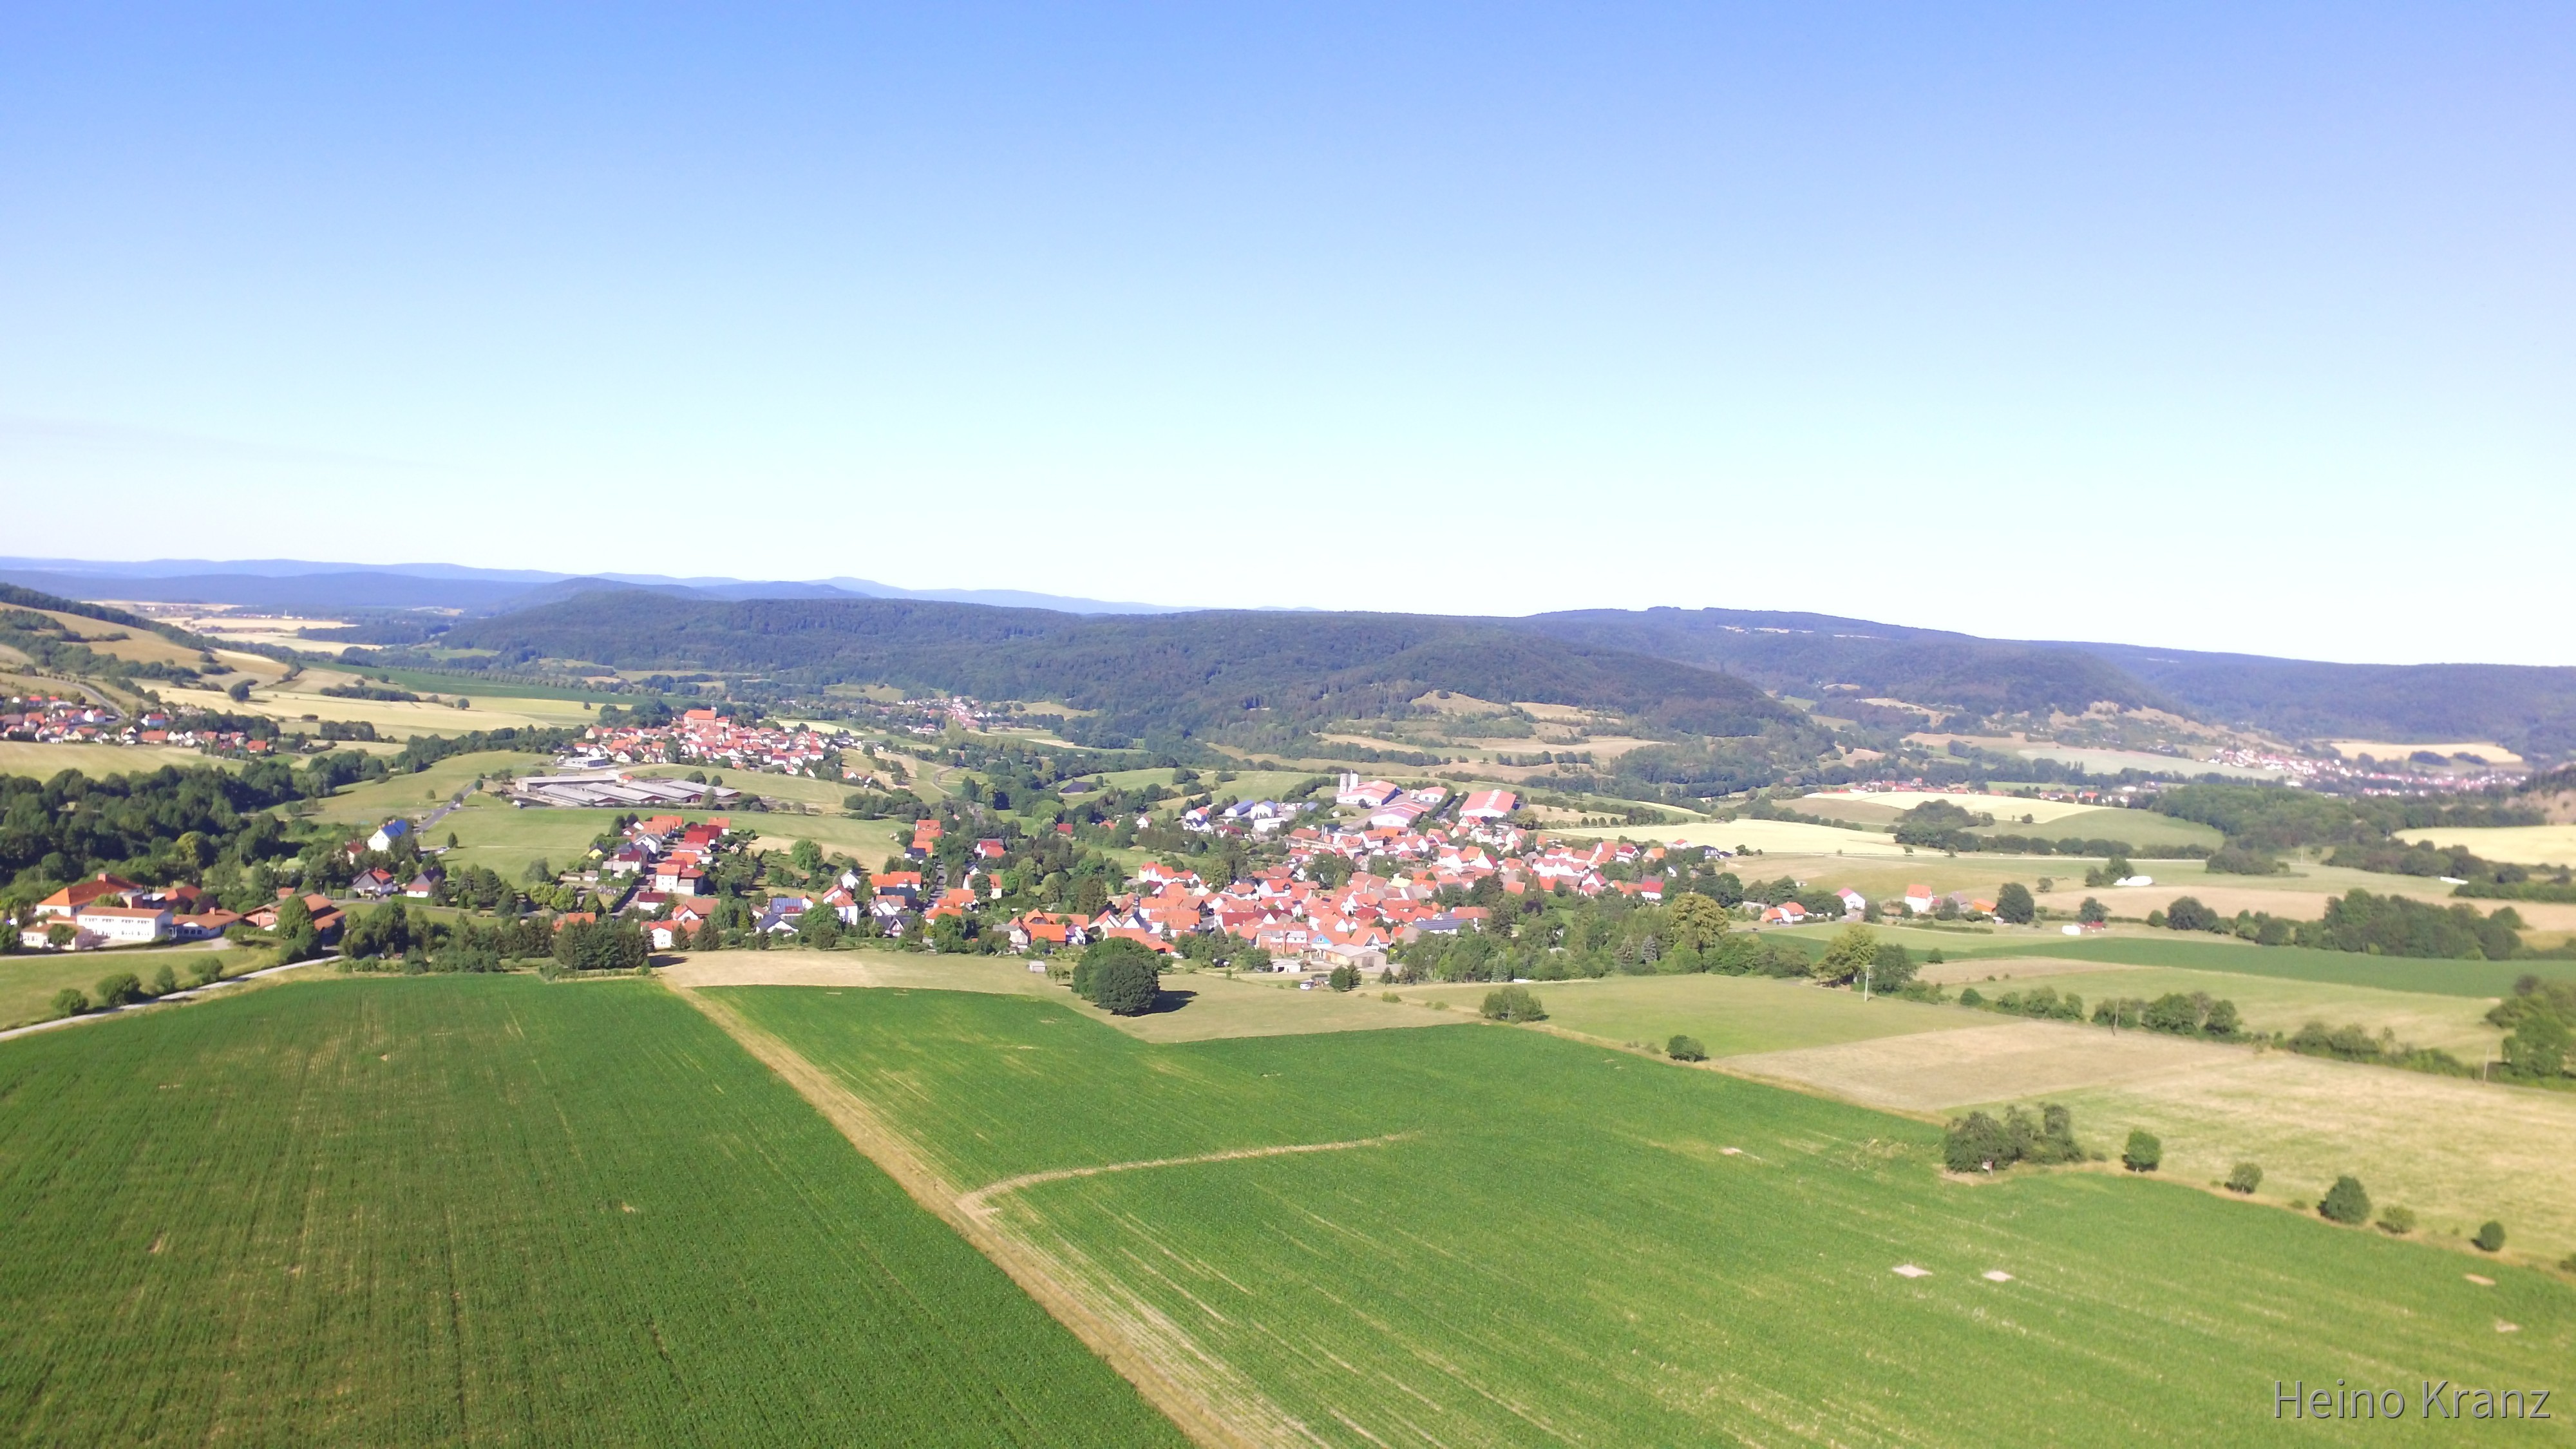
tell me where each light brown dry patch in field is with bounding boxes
[2328,739,2521,766]
[1717,1019,2237,1113]
[658,954,1047,994]
[2011,1055,2576,1260]
[679,988,1302,1449]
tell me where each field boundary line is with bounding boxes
[956,1133,1419,1222]
[677,987,1294,1449]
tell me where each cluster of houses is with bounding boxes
[1,697,271,755]
[571,709,855,777]
[13,871,261,951]
[1754,883,2003,925]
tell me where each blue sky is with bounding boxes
[3,4,2569,663]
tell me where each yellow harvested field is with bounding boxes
[0,741,233,777]
[1808,790,2107,825]
[2329,739,2522,765]
[1718,1019,2235,1113]
[226,667,598,735]
[2022,1056,2576,1260]
[2395,824,2576,868]
[1551,817,1911,855]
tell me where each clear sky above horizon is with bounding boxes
[3,4,2570,665]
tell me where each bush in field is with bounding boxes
[1089,956,1160,1017]
[1665,1034,1707,1062]
[50,988,88,1019]
[1481,985,1546,1023]
[2224,1162,2263,1195]
[2474,1220,2506,1253]
[93,972,144,1008]
[2318,1176,2371,1225]
[1944,1111,2011,1173]
[2376,1206,2416,1235]
[150,963,179,996]
[2121,1130,2161,1173]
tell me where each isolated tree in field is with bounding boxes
[1666,1034,1707,1062]
[2078,896,2109,925]
[2224,1162,2264,1195]
[2120,1129,2161,1173]
[2474,1220,2506,1253]
[2163,896,2219,932]
[1090,955,1160,1016]
[1870,941,1918,990]
[2318,1175,2371,1225]
[1994,882,2035,925]
[1074,936,1159,1003]
[50,988,86,1019]
[1481,985,1546,1022]
[1810,925,1879,987]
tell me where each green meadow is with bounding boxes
[0,978,1183,1446]
[721,987,2576,1448]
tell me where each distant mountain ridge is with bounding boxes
[7,559,2573,761]
[0,558,1191,618]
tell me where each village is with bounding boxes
[1,694,274,755]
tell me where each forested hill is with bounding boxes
[1511,607,2576,757]
[430,592,1797,749]
[1515,609,2161,719]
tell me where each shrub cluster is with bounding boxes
[1943,1103,2084,1173]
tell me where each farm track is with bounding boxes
[678,985,1320,1449]
[955,1133,1418,1223]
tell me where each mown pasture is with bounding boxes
[1396,971,1984,1057]
[721,988,2575,1448]
[0,977,1188,1446]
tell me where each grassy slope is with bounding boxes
[0,945,262,1030]
[1397,971,1986,1057]
[721,989,2575,1448]
[0,977,1185,1446]
[1938,934,2576,997]
[305,749,554,826]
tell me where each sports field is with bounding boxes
[0,978,1185,1445]
[717,989,2575,1446]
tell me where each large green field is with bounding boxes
[0,978,1186,1446]
[1398,971,1985,1057]
[720,988,2576,1447]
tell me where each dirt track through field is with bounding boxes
[956,1135,1417,1224]
[676,987,1338,1449]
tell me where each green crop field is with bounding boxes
[719,988,2576,1446]
[1935,933,2576,998]
[0,977,1186,1446]
[306,748,554,825]
[1927,961,2509,1057]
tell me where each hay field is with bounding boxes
[2396,824,2576,868]
[1554,817,1914,855]
[2007,1057,2576,1260]
[724,989,2574,1446]
[1809,790,2107,825]
[1973,806,2223,849]
[1718,1019,2233,1113]
[0,978,1186,1445]
[1398,971,1985,1057]
[1919,961,2507,1057]
[227,666,598,736]
[0,741,235,778]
